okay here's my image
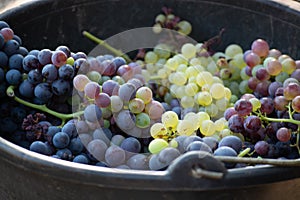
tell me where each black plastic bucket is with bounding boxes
[1,0,300,199]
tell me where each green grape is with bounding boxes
[196,71,214,87]
[188,76,197,84]
[189,57,201,66]
[135,113,151,128]
[173,54,189,65]
[169,139,178,148]
[230,53,246,69]
[148,139,169,154]
[281,58,296,74]
[263,56,276,67]
[249,97,261,112]
[195,43,204,53]
[174,85,186,98]
[197,111,210,122]
[162,111,179,128]
[164,92,173,104]
[154,44,171,59]
[181,43,196,59]
[225,44,243,58]
[141,69,151,82]
[201,83,211,92]
[275,72,289,83]
[172,71,187,86]
[136,86,153,104]
[157,58,167,65]
[67,57,75,66]
[185,83,199,96]
[184,112,201,130]
[146,63,157,74]
[219,128,231,138]
[239,80,252,94]
[212,52,227,61]
[177,20,192,35]
[205,103,219,118]
[200,119,216,136]
[145,51,158,64]
[240,67,250,80]
[224,87,232,101]
[215,98,228,111]
[212,76,223,84]
[153,23,162,34]
[214,117,226,132]
[150,123,167,138]
[228,81,240,97]
[177,64,188,72]
[176,120,195,136]
[155,14,166,23]
[99,76,111,85]
[210,83,225,100]
[73,74,90,92]
[112,75,125,85]
[129,98,145,114]
[197,91,212,106]
[180,96,194,108]
[157,68,168,79]
[206,60,219,75]
[165,58,179,70]
[185,65,203,78]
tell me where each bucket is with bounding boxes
[0,0,300,199]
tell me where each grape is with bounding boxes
[254,141,269,156]
[161,111,179,128]
[114,110,136,130]
[145,100,165,120]
[148,138,169,154]
[28,69,43,85]
[129,98,145,114]
[150,123,167,138]
[51,50,67,67]
[276,127,291,142]
[224,107,238,121]
[200,120,216,136]
[136,86,153,104]
[145,51,158,64]
[56,148,72,160]
[186,141,212,153]
[274,96,289,111]
[41,64,58,82]
[118,83,136,102]
[251,39,269,57]
[228,114,245,133]
[157,147,181,166]
[196,71,213,87]
[29,141,50,155]
[34,82,53,101]
[0,51,8,68]
[87,139,108,161]
[244,51,260,68]
[176,20,192,35]
[259,97,274,115]
[9,54,23,70]
[197,91,212,106]
[84,104,102,123]
[283,82,300,100]
[117,64,134,81]
[0,27,13,41]
[234,99,252,117]
[176,120,195,136]
[5,69,22,85]
[281,58,296,74]
[58,64,75,80]
[225,44,243,57]
[52,79,71,96]
[149,154,166,170]
[135,112,151,128]
[56,45,71,57]
[105,145,126,167]
[62,122,78,137]
[120,137,141,153]
[202,137,218,151]
[69,138,84,154]
[102,80,119,96]
[73,74,90,92]
[210,83,225,99]
[255,67,270,81]
[181,43,196,59]
[3,39,19,56]
[243,115,262,134]
[52,132,70,149]
[95,92,111,108]
[110,96,123,113]
[292,95,300,112]
[213,146,237,168]
[84,81,101,99]
[266,59,282,76]
[73,155,89,164]
[37,49,52,65]
[127,154,149,170]
[268,81,283,98]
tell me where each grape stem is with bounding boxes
[82,31,132,62]
[6,86,84,127]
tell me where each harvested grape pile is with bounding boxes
[0,7,300,170]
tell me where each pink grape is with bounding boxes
[95,93,111,108]
[51,50,67,67]
[244,51,261,68]
[145,100,165,120]
[84,81,101,99]
[251,39,269,57]
[73,74,90,92]
[0,27,14,41]
[292,95,300,112]
[276,127,291,142]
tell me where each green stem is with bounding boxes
[255,112,300,125]
[238,147,251,157]
[7,86,84,127]
[82,31,132,63]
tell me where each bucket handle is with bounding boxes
[167,151,227,182]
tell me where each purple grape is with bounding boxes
[213,146,237,168]
[268,81,283,98]
[120,137,141,153]
[234,99,252,117]
[243,115,262,134]
[260,97,274,115]
[228,114,245,133]
[254,141,269,156]
[224,107,238,121]
[218,135,243,153]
